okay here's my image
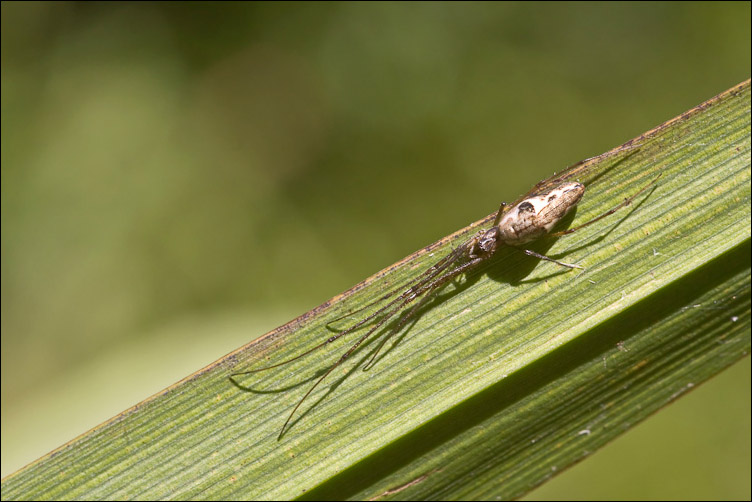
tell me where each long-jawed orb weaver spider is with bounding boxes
[231,139,660,438]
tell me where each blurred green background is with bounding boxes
[1,2,749,498]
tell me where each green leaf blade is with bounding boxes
[2,80,749,501]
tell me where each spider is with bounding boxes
[231,139,660,438]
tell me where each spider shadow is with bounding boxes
[228,371,320,394]
[487,208,581,286]
[286,217,587,396]
[362,189,656,367]
[557,183,654,256]
[235,181,657,436]
[228,299,453,438]
[489,183,655,285]
[277,231,583,437]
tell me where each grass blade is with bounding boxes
[2,80,749,501]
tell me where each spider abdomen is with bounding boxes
[496,182,585,245]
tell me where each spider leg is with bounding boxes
[363,254,488,373]
[324,244,468,330]
[232,243,471,378]
[362,290,434,371]
[278,256,485,438]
